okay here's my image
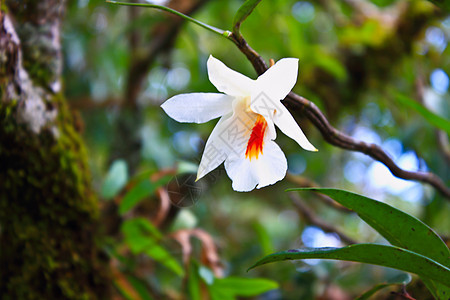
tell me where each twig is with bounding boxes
[153,187,171,227]
[391,285,417,300]
[286,173,352,213]
[171,228,224,277]
[289,193,357,245]
[228,32,450,199]
[436,130,450,164]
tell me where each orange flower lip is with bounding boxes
[245,115,268,160]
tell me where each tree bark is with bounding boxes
[0,1,110,299]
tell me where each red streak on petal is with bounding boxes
[245,115,268,161]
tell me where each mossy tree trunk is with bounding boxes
[0,1,110,299]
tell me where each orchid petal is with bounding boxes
[223,99,277,158]
[274,105,317,152]
[253,58,299,103]
[196,114,233,180]
[161,93,233,124]
[207,55,254,97]
[225,141,288,192]
[265,115,277,141]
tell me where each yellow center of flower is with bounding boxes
[245,115,267,161]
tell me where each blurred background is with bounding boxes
[60,0,449,298]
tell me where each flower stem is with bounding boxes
[106,1,232,39]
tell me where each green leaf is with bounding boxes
[144,245,184,276]
[122,218,162,253]
[119,176,171,215]
[198,265,278,299]
[212,277,279,297]
[249,244,450,287]
[101,160,128,199]
[127,275,154,300]
[188,261,201,300]
[209,288,234,300]
[121,218,184,276]
[313,50,348,81]
[395,93,450,135]
[422,278,449,300]
[232,0,262,36]
[355,273,411,300]
[288,188,450,267]
[253,222,274,256]
[289,188,450,298]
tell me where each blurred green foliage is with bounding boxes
[63,0,449,298]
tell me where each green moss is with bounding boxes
[0,95,110,299]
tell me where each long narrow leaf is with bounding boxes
[253,222,274,256]
[232,0,262,36]
[249,244,450,288]
[212,277,279,296]
[288,188,450,298]
[122,219,184,276]
[288,188,450,267]
[395,93,450,135]
[127,276,155,300]
[120,176,171,214]
[188,261,201,300]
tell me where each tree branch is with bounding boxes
[286,173,352,213]
[289,193,357,245]
[229,32,450,199]
[287,92,450,199]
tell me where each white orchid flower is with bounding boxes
[161,55,317,192]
